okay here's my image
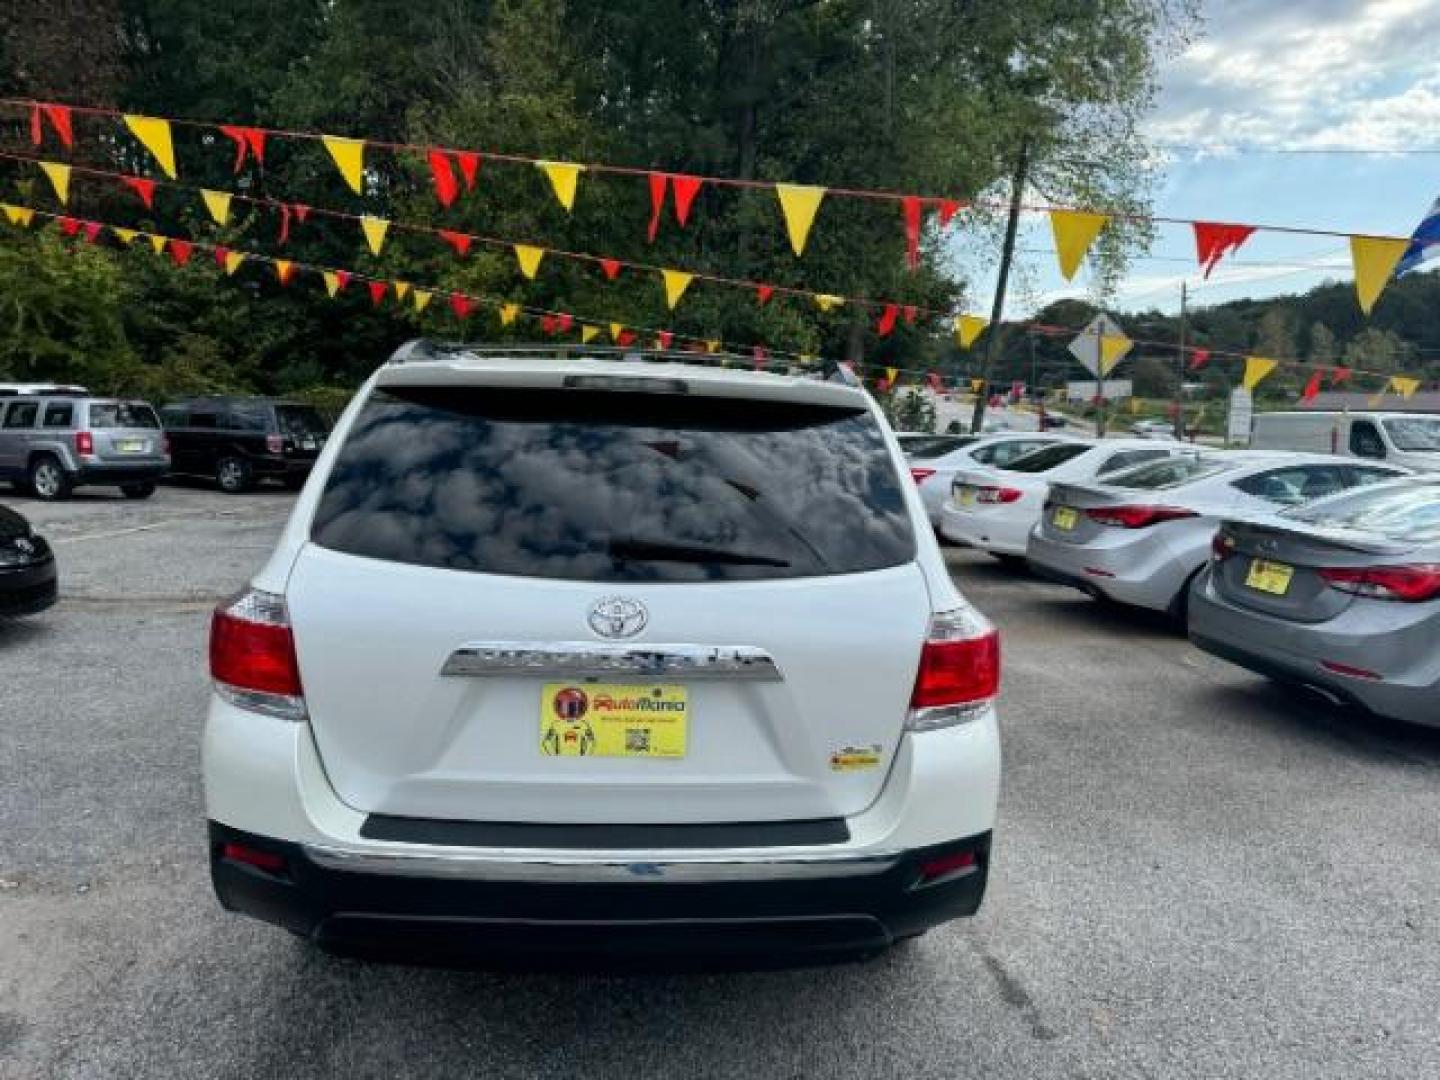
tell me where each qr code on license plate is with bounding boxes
[625,728,651,753]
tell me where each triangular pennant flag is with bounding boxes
[540,315,558,336]
[200,189,232,226]
[536,161,583,211]
[609,322,625,343]
[274,259,295,285]
[449,293,474,320]
[121,175,156,209]
[1389,375,1421,399]
[705,339,721,354]
[756,284,774,306]
[428,150,459,207]
[657,330,674,349]
[438,229,472,257]
[1100,335,1130,375]
[513,244,545,279]
[1050,209,1108,280]
[394,281,412,301]
[368,281,388,307]
[223,251,244,275]
[901,196,923,270]
[617,330,637,347]
[1331,366,1352,385]
[220,125,252,172]
[123,115,178,178]
[292,203,311,223]
[168,239,193,268]
[111,226,137,244]
[322,271,345,298]
[955,315,988,349]
[556,313,573,333]
[937,199,964,229]
[581,324,601,343]
[599,258,622,281]
[775,183,826,256]
[661,269,694,309]
[148,234,167,256]
[1243,356,1278,391]
[2,204,34,227]
[876,304,899,337]
[276,204,292,246]
[813,294,844,313]
[1349,235,1409,315]
[40,104,74,148]
[322,136,365,194]
[903,305,918,324]
[885,367,899,389]
[360,215,389,256]
[1194,222,1256,278]
[500,303,520,327]
[671,174,702,226]
[58,216,81,237]
[81,222,102,244]
[413,289,433,313]
[455,151,480,189]
[28,105,41,146]
[647,172,667,242]
[1188,348,1211,371]
[39,161,71,205]
[1300,371,1323,403]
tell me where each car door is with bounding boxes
[187,408,222,475]
[0,400,40,477]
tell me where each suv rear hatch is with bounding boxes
[84,400,166,466]
[285,378,928,825]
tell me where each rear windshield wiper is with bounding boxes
[607,537,791,568]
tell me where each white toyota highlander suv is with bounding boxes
[203,341,1002,965]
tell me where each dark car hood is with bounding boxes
[0,504,33,542]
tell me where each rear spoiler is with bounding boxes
[1219,515,1417,557]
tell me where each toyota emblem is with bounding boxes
[588,597,648,640]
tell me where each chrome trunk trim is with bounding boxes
[439,642,783,681]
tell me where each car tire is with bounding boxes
[216,456,253,494]
[28,455,73,501]
[120,481,157,500]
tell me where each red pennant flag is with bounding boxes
[756,284,774,306]
[41,105,74,148]
[647,172,667,242]
[428,150,459,207]
[292,203,310,223]
[657,330,674,349]
[82,221,102,243]
[277,204,291,245]
[29,105,41,146]
[671,174,703,226]
[1300,371,1323,403]
[369,281,389,307]
[168,239,193,268]
[1187,348,1211,371]
[540,315,558,335]
[58,216,81,237]
[454,151,480,189]
[599,258,622,281]
[1331,366,1352,385]
[927,372,944,393]
[901,196,923,271]
[937,199,964,229]
[876,303,899,338]
[334,270,351,294]
[437,229,472,257]
[213,245,230,269]
[1194,222,1256,278]
[752,346,768,370]
[219,125,265,171]
[617,330,638,347]
[902,305,918,325]
[449,292,474,320]
[121,176,156,210]
[556,313,573,333]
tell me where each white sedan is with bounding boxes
[908,432,1083,526]
[940,439,1186,558]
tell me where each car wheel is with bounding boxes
[216,456,253,494]
[120,481,156,500]
[28,456,73,501]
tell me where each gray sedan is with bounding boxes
[1189,477,1440,727]
[1027,452,1405,623]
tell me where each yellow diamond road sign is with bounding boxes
[1069,314,1133,378]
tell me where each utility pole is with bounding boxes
[1174,281,1188,440]
[969,139,1029,434]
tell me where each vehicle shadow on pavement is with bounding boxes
[161,476,296,499]
[0,616,52,648]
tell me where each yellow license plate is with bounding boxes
[540,683,687,758]
[1053,507,1079,531]
[1245,558,1294,596]
[959,487,976,507]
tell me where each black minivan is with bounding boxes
[161,397,330,493]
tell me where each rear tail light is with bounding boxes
[162,434,171,456]
[906,608,1000,731]
[74,431,94,456]
[909,466,937,483]
[209,587,306,720]
[977,486,1023,504]
[1320,659,1382,681]
[1085,505,1197,529]
[265,433,285,454]
[1318,564,1440,603]
[1211,531,1236,561]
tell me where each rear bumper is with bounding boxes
[249,455,316,479]
[0,556,57,615]
[939,502,1031,556]
[210,821,990,966]
[1026,529,1192,613]
[73,462,169,485]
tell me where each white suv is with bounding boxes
[203,342,1001,965]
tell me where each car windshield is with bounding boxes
[276,405,328,437]
[1283,481,1440,541]
[1381,417,1440,451]
[1107,455,1232,490]
[999,443,1092,473]
[88,402,160,429]
[312,385,914,582]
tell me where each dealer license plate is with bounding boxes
[540,683,687,758]
[117,439,147,453]
[1052,507,1079,531]
[959,486,977,508]
[1245,558,1294,596]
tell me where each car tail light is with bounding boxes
[1318,564,1440,603]
[1320,659,1382,681]
[209,587,306,720]
[74,431,93,456]
[162,434,171,456]
[1211,531,1237,561]
[977,486,1023,504]
[266,433,285,454]
[1085,505,1197,529]
[906,608,1000,731]
[910,466,937,483]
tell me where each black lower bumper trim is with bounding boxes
[209,822,990,969]
[0,558,58,615]
[74,464,169,485]
[360,813,850,849]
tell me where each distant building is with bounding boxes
[1299,391,1440,413]
[1066,379,1133,402]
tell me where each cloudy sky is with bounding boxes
[996,0,1440,318]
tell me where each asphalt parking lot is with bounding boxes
[2,485,1438,1079]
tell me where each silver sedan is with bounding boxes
[1189,477,1440,728]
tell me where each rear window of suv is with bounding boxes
[311,385,915,582]
[88,402,160,429]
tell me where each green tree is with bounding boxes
[889,387,938,432]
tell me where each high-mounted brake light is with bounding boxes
[910,466,937,483]
[1318,564,1440,603]
[1086,505,1197,529]
[74,431,94,456]
[210,588,306,720]
[906,608,1000,731]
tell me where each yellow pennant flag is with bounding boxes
[322,271,344,298]
[123,115,178,178]
[360,215,389,256]
[322,136,365,194]
[885,367,899,386]
[2,204,35,227]
[111,227,137,244]
[775,183,826,256]
[1389,375,1421,399]
[224,251,245,276]
[200,189,232,226]
[39,161,71,204]
[706,339,721,354]
[1050,209,1108,280]
[1100,334,1131,376]
[609,322,625,343]
[581,324,601,343]
[513,244,545,280]
[536,161,584,212]
[412,288,433,313]
[147,234,168,256]
[394,281,412,301]
[500,302,520,327]
[955,315,988,349]
[813,294,844,313]
[1243,356,1278,391]
[1349,235,1409,316]
[274,259,295,285]
[661,269,694,310]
